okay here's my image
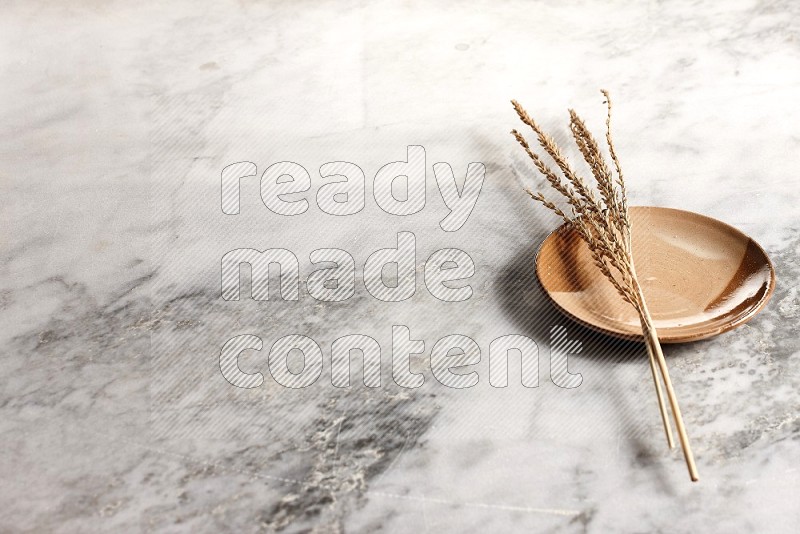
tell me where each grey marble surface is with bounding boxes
[2,0,799,532]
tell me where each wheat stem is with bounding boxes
[635,280,699,481]
[511,90,698,482]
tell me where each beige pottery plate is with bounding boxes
[535,206,775,343]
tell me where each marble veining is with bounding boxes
[1,0,799,532]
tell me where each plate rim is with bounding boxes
[534,206,777,344]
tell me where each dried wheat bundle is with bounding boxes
[511,90,699,481]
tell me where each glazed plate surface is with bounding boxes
[535,206,776,343]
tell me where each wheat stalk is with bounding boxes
[511,90,699,482]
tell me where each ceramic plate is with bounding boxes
[535,206,776,343]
